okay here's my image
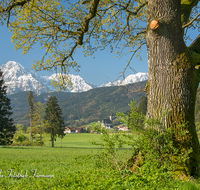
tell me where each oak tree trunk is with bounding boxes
[146,0,200,176]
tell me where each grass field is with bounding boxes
[1,133,200,189]
[44,133,103,148]
[0,134,105,189]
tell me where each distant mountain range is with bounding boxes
[8,81,147,126]
[0,61,148,95]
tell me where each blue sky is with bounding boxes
[0,24,148,86]
[0,24,198,86]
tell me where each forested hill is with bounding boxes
[8,81,146,126]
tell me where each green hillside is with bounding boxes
[8,81,147,126]
[8,81,200,130]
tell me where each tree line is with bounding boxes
[0,70,65,147]
[8,81,146,126]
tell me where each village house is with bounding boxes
[118,125,129,131]
[64,127,71,133]
[64,127,87,133]
[76,127,87,133]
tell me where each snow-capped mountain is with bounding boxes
[0,61,51,95]
[0,61,96,95]
[100,72,148,87]
[41,73,96,93]
[0,61,148,95]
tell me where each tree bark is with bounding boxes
[146,0,200,176]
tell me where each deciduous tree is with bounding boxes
[146,0,200,176]
[29,102,45,146]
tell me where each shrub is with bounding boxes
[91,100,195,189]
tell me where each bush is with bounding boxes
[13,133,27,143]
[12,133,44,146]
[12,134,31,146]
[91,100,195,189]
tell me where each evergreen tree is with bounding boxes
[138,95,147,116]
[44,96,65,147]
[0,70,16,145]
[27,91,36,117]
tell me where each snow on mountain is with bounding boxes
[0,61,148,95]
[42,73,96,93]
[0,61,97,95]
[68,74,97,92]
[0,61,52,95]
[100,72,148,87]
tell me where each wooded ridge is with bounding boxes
[8,81,146,126]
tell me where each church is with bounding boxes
[101,115,113,129]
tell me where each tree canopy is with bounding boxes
[0,0,199,89]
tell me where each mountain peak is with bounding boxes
[0,61,97,95]
[5,61,24,68]
[100,72,148,87]
[0,61,148,95]
[1,61,26,77]
[0,61,51,95]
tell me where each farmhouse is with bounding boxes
[118,125,128,131]
[64,127,71,133]
[64,127,87,133]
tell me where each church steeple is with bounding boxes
[109,114,112,123]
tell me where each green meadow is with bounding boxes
[44,133,103,148]
[1,133,200,189]
[0,134,124,189]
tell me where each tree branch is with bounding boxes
[1,0,32,26]
[55,0,100,65]
[181,0,199,25]
[182,12,200,29]
[113,1,147,16]
[121,42,146,80]
[77,0,100,45]
[1,0,31,12]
